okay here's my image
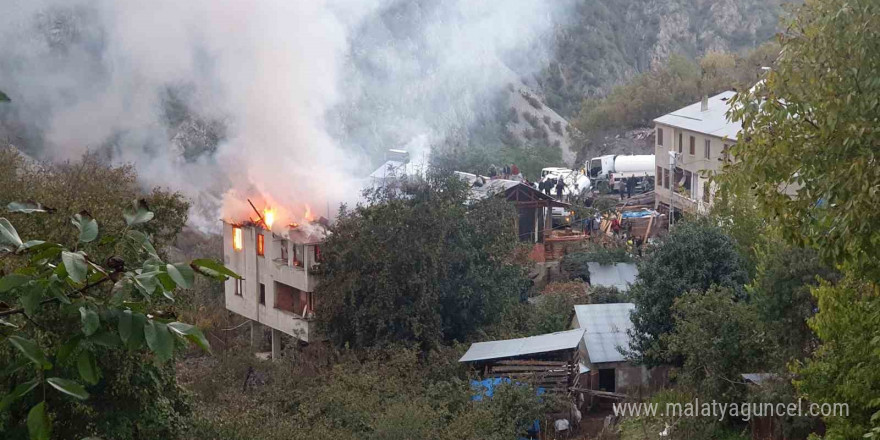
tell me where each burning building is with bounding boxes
[223,207,328,354]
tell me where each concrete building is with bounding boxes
[222,221,327,356]
[653,91,741,215]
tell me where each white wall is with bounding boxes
[223,223,320,342]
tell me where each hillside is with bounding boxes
[539,0,788,116]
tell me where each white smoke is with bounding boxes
[0,0,566,231]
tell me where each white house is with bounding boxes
[653,91,741,215]
[222,221,327,357]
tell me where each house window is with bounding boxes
[656,166,662,188]
[234,278,243,296]
[657,128,663,146]
[259,283,265,305]
[256,233,264,257]
[314,245,322,263]
[663,168,670,189]
[232,227,243,251]
[678,133,683,153]
[274,282,311,316]
[279,239,289,263]
[293,244,304,268]
[689,136,695,155]
[704,139,711,159]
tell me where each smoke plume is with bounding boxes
[0,0,565,231]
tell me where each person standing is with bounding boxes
[618,179,626,200]
[555,178,565,199]
[627,177,635,198]
[511,163,519,176]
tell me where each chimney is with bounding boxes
[701,94,709,112]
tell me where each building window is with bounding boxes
[663,168,670,189]
[259,283,265,305]
[656,166,662,188]
[274,282,311,316]
[256,233,265,257]
[314,245,322,263]
[689,136,695,155]
[232,227,243,251]
[234,278,243,296]
[279,239,289,263]
[678,133,683,153]
[657,128,663,146]
[704,139,711,159]
[293,244,304,268]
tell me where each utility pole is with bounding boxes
[668,150,678,230]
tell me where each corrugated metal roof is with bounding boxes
[573,303,635,364]
[653,91,741,140]
[741,373,776,385]
[459,329,586,363]
[587,262,639,292]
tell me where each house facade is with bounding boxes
[653,91,740,215]
[222,222,326,352]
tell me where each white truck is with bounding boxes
[587,154,654,192]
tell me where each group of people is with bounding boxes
[539,177,566,200]
[487,163,520,179]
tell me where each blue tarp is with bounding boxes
[470,378,546,401]
[621,209,657,219]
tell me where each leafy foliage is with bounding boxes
[750,245,839,364]
[0,202,236,439]
[316,173,530,349]
[184,346,558,440]
[723,0,880,280]
[793,276,880,440]
[666,287,769,402]
[627,220,749,366]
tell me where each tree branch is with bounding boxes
[0,276,110,317]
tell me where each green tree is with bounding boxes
[794,276,880,440]
[724,0,880,280]
[666,287,769,402]
[0,202,238,439]
[627,220,749,366]
[316,172,530,349]
[722,1,880,437]
[750,245,839,364]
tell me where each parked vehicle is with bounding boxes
[587,155,654,193]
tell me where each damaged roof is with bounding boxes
[459,329,585,363]
[573,303,635,364]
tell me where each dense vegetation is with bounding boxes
[0,149,240,439]
[316,173,531,349]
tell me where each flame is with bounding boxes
[232,227,243,251]
[304,205,314,222]
[263,207,275,228]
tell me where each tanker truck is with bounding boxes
[587,154,655,193]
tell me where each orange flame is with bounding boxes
[232,227,243,251]
[263,207,275,228]
[304,205,314,222]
